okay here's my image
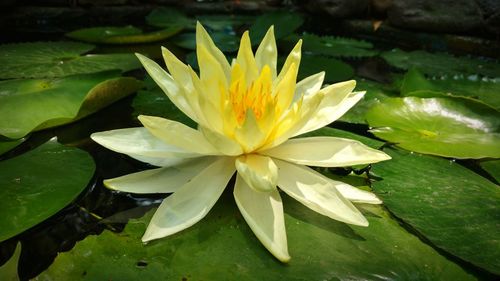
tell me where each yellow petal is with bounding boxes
[200,126,243,156]
[274,159,368,226]
[234,110,266,152]
[235,154,278,192]
[255,26,277,79]
[138,115,219,155]
[275,40,301,88]
[233,174,290,262]
[294,71,325,100]
[261,136,391,167]
[197,44,228,107]
[273,62,298,114]
[104,157,216,193]
[142,157,235,242]
[196,22,231,80]
[236,31,259,85]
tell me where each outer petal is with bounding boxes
[142,157,235,241]
[275,40,301,88]
[196,22,231,80]
[235,154,278,192]
[90,128,199,159]
[255,26,277,79]
[104,157,216,193]
[233,174,290,262]
[135,53,198,123]
[333,181,382,204]
[275,159,368,226]
[138,115,219,155]
[261,137,391,167]
[294,72,325,101]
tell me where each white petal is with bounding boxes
[138,115,219,155]
[200,126,243,156]
[294,72,325,101]
[235,154,278,192]
[90,128,199,159]
[234,174,290,262]
[104,157,216,194]
[334,181,382,204]
[128,155,189,167]
[261,137,391,167]
[275,159,368,226]
[142,157,235,241]
[255,26,277,79]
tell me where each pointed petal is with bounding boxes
[234,110,266,152]
[294,71,325,101]
[255,26,277,79]
[196,22,231,80]
[275,159,368,226]
[261,137,391,167]
[276,40,301,87]
[235,154,278,192]
[197,44,227,103]
[91,128,199,159]
[234,175,290,262]
[138,115,218,155]
[236,31,259,85]
[142,157,235,241]
[200,126,243,156]
[333,181,382,204]
[135,53,198,123]
[104,157,216,193]
[274,62,298,113]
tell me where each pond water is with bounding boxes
[0,3,499,281]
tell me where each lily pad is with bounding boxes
[146,7,193,29]
[0,42,142,79]
[0,71,142,139]
[37,193,474,280]
[173,32,240,52]
[401,68,500,110]
[0,140,95,242]
[480,160,500,183]
[0,242,20,281]
[0,139,25,156]
[365,97,500,158]
[381,49,500,77]
[297,55,354,83]
[66,26,183,44]
[249,11,303,43]
[371,148,500,274]
[195,14,256,31]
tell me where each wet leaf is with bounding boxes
[0,42,141,79]
[37,193,474,280]
[66,26,183,44]
[371,148,500,274]
[0,140,95,242]
[366,97,500,158]
[0,72,142,139]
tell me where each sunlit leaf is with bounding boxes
[0,140,95,242]
[0,72,142,139]
[366,97,500,158]
[372,148,500,275]
[66,26,183,44]
[0,242,21,281]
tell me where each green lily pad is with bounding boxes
[146,7,193,29]
[339,79,398,124]
[371,148,500,274]
[173,32,240,52]
[365,97,500,158]
[0,42,142,79]
[195,14,256,31]
[381,49,500,77]
[0,242,21,281]
[480,160,500,183]
[0,71,142,139]
[0,139,25,156]
[298,55,354,83]
[38,192,474,280]
[66,26,183,44]
[0,140,95,242]
[249,11,303,43]
[401,68,500,110]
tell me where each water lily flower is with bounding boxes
[91,23,391,262]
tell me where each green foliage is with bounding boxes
[0,42,141,79]
[0,140,95,242]
[0,242,21,281]
[145,7,192,29]
[480,160,500,183]
[173,32,240,52]
[249,11,303,43]
[66,26,183,44]
[0,139,24,156]
[372,148,500,274]
[297,55,354,83]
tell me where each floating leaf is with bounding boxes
[0,242,21,281]
[195,14,255,31]
[0,42,141,79]
[371,148,500,274]
[0,140,95,242]
[66,26,183,44]
[366,97,500,158]
[0,71,142,139]
[480,160,500,183]
[145,7,193,29]
[249,11,303,43]
[38,192,474,280]
[297,55,354,83]
[173,32,239,52]
[401,68,500,110]
[0,139,24,156]
[381,49,500,77]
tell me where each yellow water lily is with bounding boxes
[91,23,391,262]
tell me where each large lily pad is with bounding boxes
[0,71,142,139]
[249,11,303,43]
[0,140,95,242]
[371,148,500,274]
[66,26,183,44]
[366,97,500,158]
[37,192,474,280]
[381,49,500,77]
[297,55,354,83]
[294,33,378,58]
[0,139,24,156]
[0,42,141,79]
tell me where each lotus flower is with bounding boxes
[91,23,391,262]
